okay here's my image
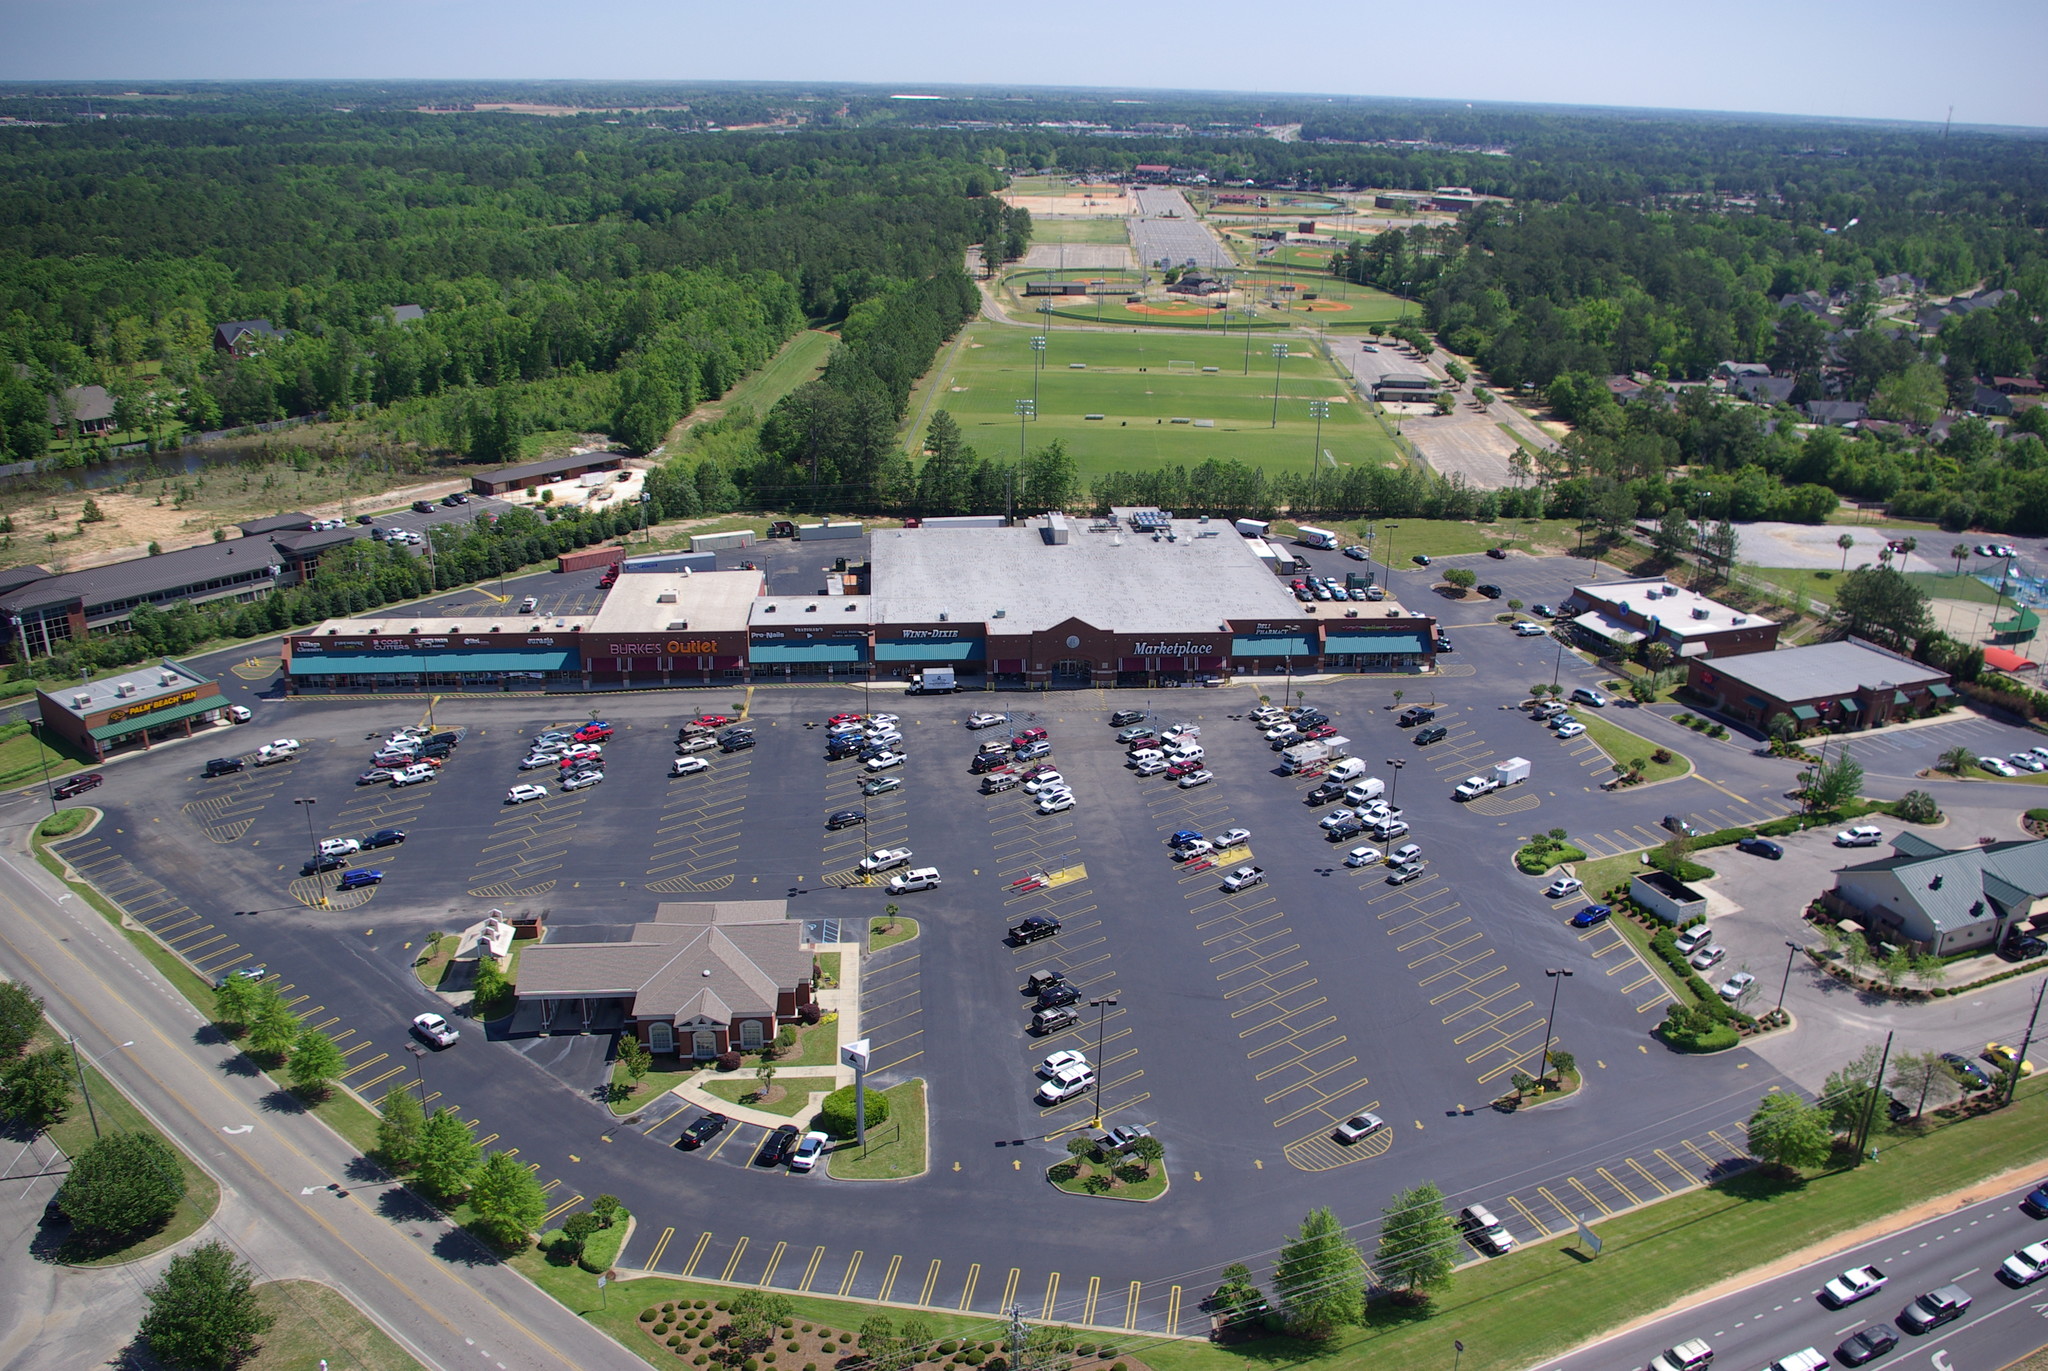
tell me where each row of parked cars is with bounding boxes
[505,719,613,801]
[1290,574,1382,604]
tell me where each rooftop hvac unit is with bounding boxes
[1691,607,1710,620]
[993,609,1006,618]
[656,590,678,603]
[1733,615,1748,625]
[114,682,133,697]
[71,692,90,708]
[158,670,178,686]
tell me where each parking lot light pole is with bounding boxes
[293,797,324,905]
[1538,969,1573,1088]
[406,1041,429,1104]
[26,719,56,817]
[68,1036,133,1141]
[1088,996,1119,1128]
[1269,343,1289,427]
[1776,939,1801,1017]
[1386,759,1404,807]
[1015,399,1034,462]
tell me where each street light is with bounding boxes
[405,1041,430,1104]
[1775,939,1801,1018]
[1307,399,1328,513]
[1014,398,1034,464]
[67,1036,133,1141]
[25,718,56,817]
[1270,343,1289,428]
[293,797,324,906]
[1088,996,1119,1127]
[1538,969,1573,1089]
[1386,758,1405,807]
[1029,336,1046,419]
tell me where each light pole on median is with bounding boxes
[1089,995,1119,1128]
[293,796,324,904]
[67,1036,133,1141]
[1776,939,1801,1018]
[26,718,56,817]
[1386,758,1405,808]
[1538,969,1573,1089]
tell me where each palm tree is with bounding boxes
[1938,745,1975,775]
[1952,543,1970,577]
[1837,533,1855,571]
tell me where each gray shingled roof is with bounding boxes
[1698,639,1945,702]
[47,384,115,427]
[477,451,621,485]
[0,538,282,616]
[237,513,314,536]
[515,901,808,1022]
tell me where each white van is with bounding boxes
[1325,758,1367,783]
[1765,1351,1826,1371]
[1343,778,1386,805]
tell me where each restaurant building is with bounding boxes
[36,660,231,760]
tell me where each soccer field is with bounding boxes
[911,323,1402,479]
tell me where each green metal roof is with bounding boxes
[88,695,221,740]
[1930,683,1956,697]
[1791,704,1819,720]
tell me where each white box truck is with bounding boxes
[1454,756,1532,800]
[908,667,956,694]
[1234,518,1271,539]
[1293,525,1339,550]
[1279,735,1349,774]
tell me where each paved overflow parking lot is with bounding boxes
[45,546,2048,1335]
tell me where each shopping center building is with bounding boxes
[280,511,1439,691]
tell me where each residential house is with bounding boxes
[1825,834,2048,956]
[47,384,116,438]
[1733,375,1798,406]
[1715,361,1774,386]
[1971,385,2015,417]
[387,304,426,325]
[512,900,816,1056]
[1803,399,1868,426]
[1994,376,2044,397]
[213,319,283,356]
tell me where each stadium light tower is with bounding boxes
[1270,343,1289,428]
[1307,400,1328,513]
[1030,335,1046,414]
[1015,398,1034,463]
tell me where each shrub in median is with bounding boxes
[817,1083,890,1139]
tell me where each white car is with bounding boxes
[1127,749,1166,766]
[412,1012,459,1048]
[860,848,913,873]
[1038,1049,1089,1078]
[1263,723,1300,743]
[1981,756,2022,777]
[226,704,252,723]
[1319,808,1357,831]
[1133,758,1168,776]
[1037,793,1077,814]
[1220,865,1264,891]
[506,783,548,804]
[255,738,301,763]
[1689,944,1727,970]
[1162,725,1200,743]
[1172,838,1214,861]
[1544,876,1583,898]
[1718,971,1757,1002]
[1333,1111,1386,1144]
[866,714,899,727]
[1212,828,1251,849]
[1035,1062,1096,1105]
[1675,925,1712,955]
[318,837,361,857]
[1512,622,1546,636]
[865,729,904,748]
[886,867,941,894]
[1552,721,1587,740]
[2013,753,2048,774]
[671,757,711,777]
[1344,845,1383,868]
[1166,745,1205,764]
[1024,772,1067,793]
[1835,825,1884,846]
[966,713,1008,730]
[390,763,435,786]
[1177,770,1215,789]
[561,769,605,790]
[864,751,906,771]
[789,1130,828,1172]
[677,734,717,754]
[519,752,563,769]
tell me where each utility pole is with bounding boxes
[1014,399,1034,466]
[1307,399,1327,514]
[1088,996,1118,1127]
[2005,978,2048,1108]
[68,1032,102,1140]
[1854,1030,1894,1157]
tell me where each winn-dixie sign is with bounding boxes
[606,639,722,656]
[106,687,201,724]
[1129,642,1215,657]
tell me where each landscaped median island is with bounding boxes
[1577,712,1692,785]
[1514,830,1587,874]
[1050,1128,1170,1200]
[826,1080,927,1181]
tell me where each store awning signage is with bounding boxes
[88,695,219,739]
[1929,683,1956,697]
[750,642,866,664]
[289,650,578,675]
[1323,632,1425,654]
[1230,633,1317,658]
[873,640,984,662]
[1838,698,1860,712]
[1791,704,1819,720]
[1743,694,1768,709]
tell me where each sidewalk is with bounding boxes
[667,938,864,1129]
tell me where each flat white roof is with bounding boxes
[1578,577,1761,638]
[870,516,1302,634]
[301,614,596,636]
[751,595,873,628]
[589,568,762,635]
[44,659,211,718]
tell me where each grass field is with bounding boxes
[1027,218,1131,245]
[1275,516,1586,562]
[246,1280,425,1371]
[1576,712,1693,783]
[696,329,835,422]
[914,322,1401,479]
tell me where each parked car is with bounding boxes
[860,847,913,874]
[1386,861,1427,885]
[1332,1112,1385,1144]
[1035,1062,1096,1104]
[363,828,407,849]
[676,1113,729,1150]
[1943,1052,1992,1089]
[1553,721,1587,740]
[1344,845,1384,868]
[967,712,1008,730]
[213,964,267,988]
[864,751,906,772]
[1411,554,1431,566]
[1414,725,1449,745]
[1109,709,1146,727]
[1835,825,1884,847]
[1009,916,1061,945]
[319,837,362,857]
[1736,836,1783,859]
[1477,584,1503,599]
[1177,769,1214,788]
[1543,876,1583,898]
[1718,971,1757,1002]
[789,1130,829,1172]
[302,853,348,875]
[672,756,711,777]
[1037,792,1076,814]
[412,1012,459,1048]
[887,867,942,894]
[862,775,902,797]
[1568,687,1607,707]
[506,783,548,804]
[1985,1042,2035,1075]
[1570,904,1612,928]
[1688,944,1727,971]
[204,757,246,778]
[721,734,757,753]
[1513,621,1546,636]
[1031,1006,1079,1035]
[574,722,613,742]
[1212,828,1251,849]
[1662,815,1698,837]
[1980,756,2022,777]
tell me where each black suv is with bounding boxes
[364,828,407,848]
[302,854,348,875]
[1036,983,1081,1009]
[204,757,245,778]
[826,809,866,830]
[1477,584,1503,599]
[1110,709,1146,727]
[1414,725,1449,745]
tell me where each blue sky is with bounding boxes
[4,0,2045,130]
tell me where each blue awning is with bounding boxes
[873,640,985,662]
[1324,632,1426,654]
[289,650,578,675]
[1230,634,1317,658]
[751,641,867,664]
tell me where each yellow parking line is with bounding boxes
[918,1259,943,1307]
[877,1254,903,1303]
[720,1237,751,1282]
[1000,1267,1020,1314]
[798,1246,826,1293]
[1568,1176,1613,1215]
[1627,1157,1673,1195]
[1596,1166,1641,1206]
[1083,1275,1100,1325]
[757,1240,787,1288]
[1124,1280,1141,1329]
[838,1251,864,1298]
[1680,1138,1719,1170]
[682,1231,713,1278]
[644,1226,675,1269]
[541,1194,583,1223]
[958,1263,980,1311]
[1504,1194,1551,1236]
[1041,1272,1060,1320]
[1654,1148,1693,1185]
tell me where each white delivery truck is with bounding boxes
[907,667,956,694]
[1234,518,1271,538]
[1293,524,1339,550]
[1455,756,1532,801]
[1279,735,1349,774]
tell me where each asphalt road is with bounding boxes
[30,547,2048,1339]
[1538,1177,2048,1371]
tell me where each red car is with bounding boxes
[1167,759,1205,778]
[827,713,860,726]
[1304,724,1338,741]
[1021,763,1060,780]
[573,722,613,743]
[699,714,735,727]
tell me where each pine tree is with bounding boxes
[415,1106,482,1201]
[376,1083,425,1169]
[468,1150,547,1247]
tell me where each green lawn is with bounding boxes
[245,1280,426,1371]
[607,1059,705,1115]
[714,329,836,417]
[698,1074,838,1117]
[826,1080,926,1180]
[914,321,1401,479]
[868,916,919,953]
[1302,516,1583,562]
[1026,218,1130,245]
[1051,1156,1170,1201]
[1909,570,2021,605]
[1568,847,1657,899]
[0,725,91,789]
[1575,712,1693,783]
[1745,565,2010,612]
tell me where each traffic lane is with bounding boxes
[1542,1178,2048,1371]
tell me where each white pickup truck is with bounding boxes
[254,738,301,765]
[1820,1264,1886,1308]
[859,847,913,873]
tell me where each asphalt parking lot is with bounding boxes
[50,547,2048,1332]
